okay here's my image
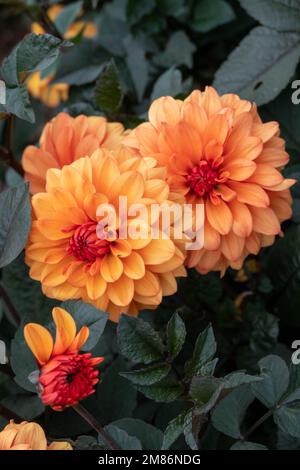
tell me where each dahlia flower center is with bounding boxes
[187,161,219,197]
[67,221,110,262]
[40,353,99,410]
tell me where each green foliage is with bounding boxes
[1,33,72,121]
[191,0,235,33]
[0,183,31,268]
[117,314,165,364]
[94,60,123,114]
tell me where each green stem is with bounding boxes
[244,408,275,440]
[72,403,120,450]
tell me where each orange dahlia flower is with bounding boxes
[22,112,124,193]
[0,420,72,450]
[25,148,186,321]
[124,87,295,274]
[24,307,103,411]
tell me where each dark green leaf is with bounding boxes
[74,435,104,450]
[274,403,300,438]
[212,385,254,439]
[94,59,123,113]
[154,31,196,69]
[231,441,268,450]
[97,358,137,422]
[166,312,186,360]
[162,412,187,450]
[183,410,198,450]
[135,378,184,403]
[1,33,71,86]
[120,363,171,386]
[185,324,216,376]
[126,0,155,26]
[117,314,165,364]
[214,26,300,105]
[151,67,183,100]
[101,425,142,450]
[189,376,224,413]
[191,0,235,33]
[111,418,163,450]
[10,322,37,392]
[0,183,31,268]
[1,393,44,420]
[251,355,289,408]
[1,253,57,323]
[224,371,262,388]
[239,0,300,32]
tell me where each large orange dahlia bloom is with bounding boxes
[0,420,72,450]
[22,112,124,193]
[24,307,103,411]
[124,87,295,274]
[25,148,186,321]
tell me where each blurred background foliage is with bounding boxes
[0,0,300,451]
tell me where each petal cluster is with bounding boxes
[124,87,295,275]
[25,148,187,321]
[0,420,72,450]
[24,307,103,410]
[22,112,124,193]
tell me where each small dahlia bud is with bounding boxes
[24,307,104,411]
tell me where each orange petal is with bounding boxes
[100,254,123,282]
[24,323,53,365]
[86,274,107,300]
[122,251,145,279]
[69,326,90,352]
[134,271,161,297]
[250,206,280,235]
[229,199,253,238]
[228,181,269,207]
[224,159,256,181]
[246,164,283,187]
[137,238,175,265]
[106,274,134,306]
[149,96,182,128]
[206,199,233,235]
[52,307,77,356]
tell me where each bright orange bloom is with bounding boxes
[0,420,72,450]
[124,87,295,275]
[25,148,187,321]
[28,5,97,107]
[22,112,124,193]
[24,307,104,411]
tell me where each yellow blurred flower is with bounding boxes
[26,72,69,109]
[28,4,97,108]
[31,4,98,40]
[0,421,72,450]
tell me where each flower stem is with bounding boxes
[72,403,120,450]
[0,284,21,326]
[244,408,274,440]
